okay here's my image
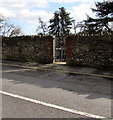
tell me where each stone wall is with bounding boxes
[2,34,113,67]
[2,36,53,64]
[66,34,113,68]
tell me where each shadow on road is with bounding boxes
[2,67,113,100]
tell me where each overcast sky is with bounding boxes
[0,0,103,35]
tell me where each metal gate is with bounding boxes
[53,36,66,62]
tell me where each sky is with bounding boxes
[0,0,104,35]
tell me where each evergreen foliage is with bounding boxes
[84,1,113,34]
[48,7,73,36]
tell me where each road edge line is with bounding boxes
[0,90,107,119]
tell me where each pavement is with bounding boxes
[1,60,113,79]
[1,64,112,118]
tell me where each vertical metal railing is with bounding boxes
[54,36,66,62]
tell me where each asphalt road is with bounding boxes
[1,64,113,119]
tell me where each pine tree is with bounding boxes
[48,7,72,36]
[49,11,60,36]
[85,1,113,34]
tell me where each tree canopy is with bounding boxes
[48,7,73,36]
[84,1,113,34]
[0,15,23,37]
[36,18,48,36]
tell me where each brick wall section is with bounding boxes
[47,36,53,63]
[66,35,74,64]
[2,36,53,64]
[66,34,113,67]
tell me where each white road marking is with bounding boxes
[0,90,107,119]
[1,69,33,73]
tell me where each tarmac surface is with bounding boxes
[1,60,113,79]
[1,60,113,119]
